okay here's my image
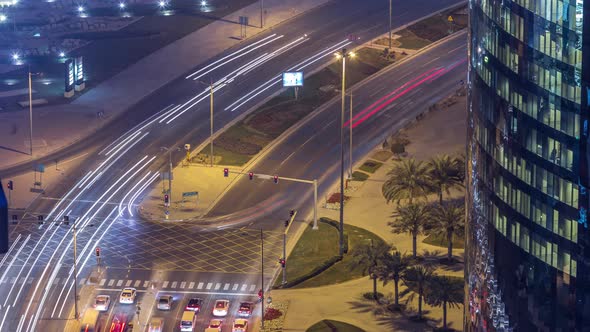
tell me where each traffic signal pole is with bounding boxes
[282,210,297,285]
[72,217,79,320]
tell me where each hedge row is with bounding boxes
[319,218,349,254]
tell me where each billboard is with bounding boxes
[75,56,84,85]
[282,72,303,87]
[64,59,74,92]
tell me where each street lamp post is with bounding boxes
[28,71,33,156]
[260,0,264,28]
[71,217,79,320]
[335,48,354,256]
[349,91,353,178]
[389,0,392,51]
[209,81,214,167]
[160,147,179,202]
[260,228,265,329]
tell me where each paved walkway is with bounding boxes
[0,0,331,172]
[268,89,467,332]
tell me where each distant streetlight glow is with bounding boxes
[158,1,167,8]
[201,0,207,5]
[0,14,6,22]
[77,6,85,13]
[59,51,65,58]
[119,2,126,9]
[11,53,19,61]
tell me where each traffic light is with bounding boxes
[95,247,101,257]
[164,194,169,205]
[37,215,44,225]
[273,175,278,184]
[289,210,295,217]
[224,168,229,177]
[248,172,253,180]
[279,258,285,268]
[7,180,13,190]
[11,215,17,225]
[63,215,69,226]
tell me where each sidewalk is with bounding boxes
[269,90,467,331]
[0,0,332,172]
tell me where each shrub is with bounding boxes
[279,254,343,288]
[264,307,283,321]
[362,292,384,301]
[390,142,405,155]
[352,171,369,181]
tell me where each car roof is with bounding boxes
[96,295,109,299]
[234,319,248,324]
[215,299,229,303]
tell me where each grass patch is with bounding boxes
[422,233,465,249]
[351,171,369,181]
[275,222,340,287]
[307,320,366,332]
[353,47,395,70]
[206,145,252,166]
[359,161,383,173]
[395,29,432,50]
[371,150,392,162]
[293,222,386,288]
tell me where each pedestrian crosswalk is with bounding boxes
[0,276,259,294]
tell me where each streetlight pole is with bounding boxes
[260,228,265,329]
[389,0,392,52]
[349,91,353,178]
[260,0,264,28]
[28,71,33,157]
[210,81,214,167]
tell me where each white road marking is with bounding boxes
[171,281,178,288]
[180,282,186,289]
[188,282,195,289]
[197,282,204,290]
[108,280,115,287]
[241,284,247,291]
[163,281,169,288]
[206,283,213,290]
[99,279,106,286]
[134,280,141,287]
[116,280,123,287]
[125,280,132,287]
[249,285,256,292]
[224,284,230,291]
[232,284,238,291]
[214,283,221,290]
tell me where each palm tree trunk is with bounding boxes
[372,276,378,302]
[439,189,443,205]
[443,301,447,329]
[394,279,399,305]
[447,230,453,261]
[412,234,417,258]
[418,293,422,318]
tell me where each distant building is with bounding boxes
[466,0,590,330]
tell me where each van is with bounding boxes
[179,310,197,331]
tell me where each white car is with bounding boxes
[119,287,137,304]
[94,295,110,311]
[232,319,248,332]
[212,299,230,317]
[148,317,164,332]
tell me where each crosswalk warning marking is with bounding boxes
[188,282,195,289]
[163,281,169,288]
[197,282,204,289]
[180,281,186,289]
[134,280,141,287]
[125,280,132,287]
[249,284,256,292]
[214,283,221,290]
[143,280,150,288]
[171,281,178,288]
[206,283,213,290]
[116,280,123,287]
[224,283,230,290]
[241,284,247,291]
[108,279,115,286]
[99,279,106,286]
[232,284,238,291]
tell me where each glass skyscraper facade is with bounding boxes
[466,0,590,330]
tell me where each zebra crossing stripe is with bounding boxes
[99,279,106,286]
[214,283,221,290]
[197,282,204,290]
[241,284,247,291]
[163,281,169,288]
[232,284,238,291]
[180,282,186,289]
[171,281,178,288]
[188,282,195,289]
[143,280,150,288]
[125,280,132,287]
[249,284,256,292]
[134,280,141,287]
[108,279,115,287]
[206,283,212,290]
[116,280,123,287]
[224,283,230,290]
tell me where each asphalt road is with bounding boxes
[0,1,463,331]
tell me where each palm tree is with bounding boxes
[382,158,431,205]
[428,154,464,204]
[403,265,435,320]
[389,203,429,258]
[430,203,465,261]
[377,250,411,307]
[348,240,390,301]
[453,153,466,183]
[424,276,464,329]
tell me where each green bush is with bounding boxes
[362,292,384,301]
[390,142,405,155]
[352,171,369,181]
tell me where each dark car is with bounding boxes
[237,302,254,317]
[185,298,203,312]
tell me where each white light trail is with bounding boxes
[118,171,152,215]
[127,172,160,216]
[185,34,279,79]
